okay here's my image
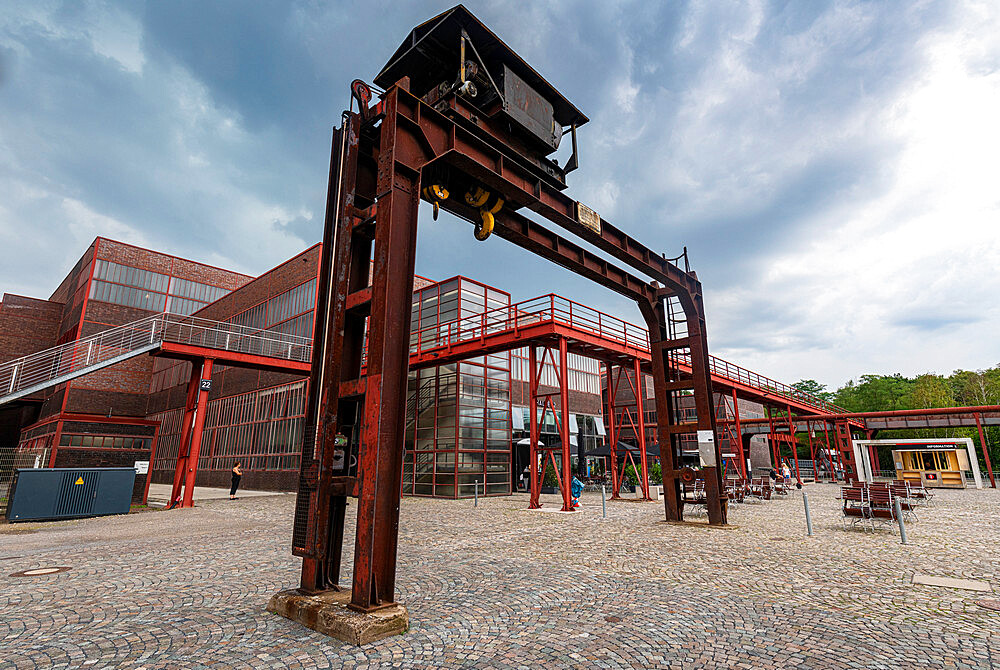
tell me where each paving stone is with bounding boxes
[911,575,992,592]
[0,485,998,668]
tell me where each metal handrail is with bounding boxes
[0,313,312,403]
[409,293,846,415]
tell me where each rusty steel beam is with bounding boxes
[397,87,698,295]
[349,84,423,612]
[393,81,724,522]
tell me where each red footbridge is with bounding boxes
[1,293,994,496]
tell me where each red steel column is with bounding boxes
[766,407,779,469]
[604,362,620,500]
[557,337,573,512]
[143,423,161,505]
[731,390,746,478]
[633,357,650,500]
[974,412,996,488]
[821,423,832,481]
[350,84,422,612]
[181,358,214,508]
[787,405,801,485]
[528,346,541,509]
[807,421,818,482]
[170,367,201,505]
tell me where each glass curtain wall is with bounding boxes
[402,278,512,498]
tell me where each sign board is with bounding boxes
[134,460,149,475]
[697,429,717,468]
[575,202,601,234]
[199,379,213,391]
[333,434,349,447]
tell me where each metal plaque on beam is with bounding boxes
[697,429,717,468]
[575,202,601,234]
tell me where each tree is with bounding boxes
[792,379,832,401]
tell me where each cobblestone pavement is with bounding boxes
[1,484,997,669]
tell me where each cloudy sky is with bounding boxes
[1,1,997,390]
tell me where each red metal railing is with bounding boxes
[409,294,648,357]
[409,293,846,415]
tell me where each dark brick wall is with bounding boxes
[64,389,149,417]
[0,294,64,361]
[60,421,156,437]
[511,380,604,416]
[0,403,41,450]
[191,245,319,324]
[54,448,151,503]
[150,246,319,415]
[95,238,252,291]
[61,238,255,419]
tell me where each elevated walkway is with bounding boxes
[408,293,843,417]
[0,314,312,406]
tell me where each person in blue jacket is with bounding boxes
[571,476,584,508]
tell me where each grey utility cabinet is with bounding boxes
[6,468,136,522]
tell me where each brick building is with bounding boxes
[2,237,762,503]
[0,238,252,501]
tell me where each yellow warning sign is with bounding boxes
[74,477,84,485]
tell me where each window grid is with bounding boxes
[88,259,232,315]
[58,434,153,450]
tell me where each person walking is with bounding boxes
[230,462,243,500]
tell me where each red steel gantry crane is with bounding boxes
[289,5,727,614]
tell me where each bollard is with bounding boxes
[802,492,813,536]
[474,480,479,507]
[894,497,907,544]
[601,485,606,518]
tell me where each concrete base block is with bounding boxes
[267,588,408,646]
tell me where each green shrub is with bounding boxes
[542,462,560,488]
[650,462,662,484]
[623,463,639,486]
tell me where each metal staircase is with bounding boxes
[0,313,312,406]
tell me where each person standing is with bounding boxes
[230,462,243,500]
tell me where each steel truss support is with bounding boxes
[766,406,779,468]
[527,340,574,511]
[170,365,201,506]
[806,421,818,482]
[603,359,651,500]
[169,358,213,508]
[638,291,725,524]
[180,358,214,508]
[786,405,802,485]
[729,390,747,478]
[973,413,996,488]
[833,421,859,483]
